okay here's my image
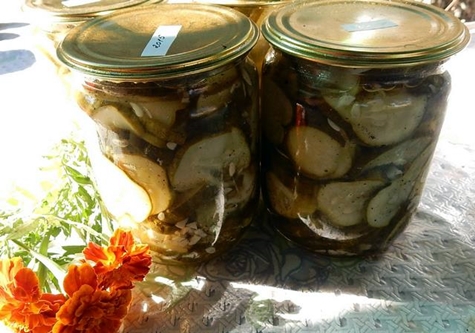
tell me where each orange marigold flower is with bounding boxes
[63,262,98,298]
[0,257,25,305]
[0,258,66,333]
[83,229,152,290]
[54,262,132,333]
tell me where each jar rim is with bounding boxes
[22,0,153,21]
[191,0,290,7]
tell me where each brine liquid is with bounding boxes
[261,51,451,256]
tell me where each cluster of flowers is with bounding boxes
[0,229,152,333]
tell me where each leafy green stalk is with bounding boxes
[0,132,114,292]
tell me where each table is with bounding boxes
[1,1,475,332]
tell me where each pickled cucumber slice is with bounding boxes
[301,66,360,94]
[361,136,431,179]
[85,140,151,224]
[196,85,235,114]
[265,171,318,219]
[92,104,168,147]
[170,127,251,191]
[130,100,183,127]
[324,89,427,146]
[142,119,186,145]
[92,105,144,135]
[130,100,188,146]
[261,78,293,144]
[201,66,239,90]
[116,154,172,215]
[366,143,434,228]
[317,180,384,227]
[286,126,354,179]
[193,66,239,114]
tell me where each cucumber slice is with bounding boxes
[197,66,239,90]
[261,78,293,144]
[92,105,144,135]
[301,66,361,94]
[366,143,435,228]
[265,171,318,219]
[316,180,385,227]
[92,104,168,147]
[286,126,354,179]
[196,84,236,115]
[324,89,427,146]
[142,119,186,145]
[194,66,240,114]
[361,136,432,180]
[130,100,188,146]
[130,99,183,127]
[170,127,251,192]
[85,140,152,224]
[116,154,172,215]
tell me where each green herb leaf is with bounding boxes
[0,130,114,292]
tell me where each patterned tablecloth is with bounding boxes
[1,2,475,332]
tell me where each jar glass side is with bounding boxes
[260,47,452,255]
[74,56,260,264]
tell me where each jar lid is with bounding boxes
[192,0,288,8]
[261,0,471,67]
[22,0,151,20]
[56,4,259,79]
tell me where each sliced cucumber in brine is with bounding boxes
[170,127,251,192]
[286,126,355,179]
[130,99,183,127]
[85,141,152,224]
[265,171,318,219]
[300,65,361,95]
[92,104,169,148]
[366,142,435,228]
[92,104,144,135]
[317,180,385,227]
[116,154,173,215]
[324,88,427,146]
[361,136,432,180]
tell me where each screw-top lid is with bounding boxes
[23,0,151,21]
[261,0,471,67]
[192,0,288,7]
[56,4,259,80]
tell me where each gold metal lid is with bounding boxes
[192,0,289,7]
[56,4,259,80]
[22,0,151,20]
[261,0,471,67]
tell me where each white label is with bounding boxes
[62,0,100,7]
[141,25,182,57]
[342,19,398,32]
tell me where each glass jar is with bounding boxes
[416,0,475,23]
[260,0,470,256]
[189,0,292,74]
[57,4,260,264]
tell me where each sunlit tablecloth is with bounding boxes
[1,2,475,332]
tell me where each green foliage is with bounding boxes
[0,133,114,292]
